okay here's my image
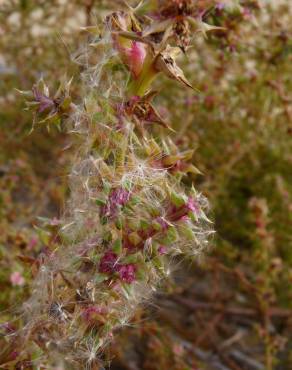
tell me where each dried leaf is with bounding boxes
[155,45,199,91]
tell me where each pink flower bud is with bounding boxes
[10,271,25,286]
[116,38,147,79]
[127,41,147,79]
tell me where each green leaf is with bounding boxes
[140,219,150,230]
[152,256,165,272]
[162,226,178,244]
[152,220,163,231]
[115,218,123,230]
[121,282,134,296]
[92,111,103,123]
[100,216,108,225]
[124,253,140,264]
[170,191,186,207]
[95,198,106,206]
[130,196,140,206]
[94,273,108,284]
[112,239,122,254]
[102,180,111,194]
[179,224,196,241]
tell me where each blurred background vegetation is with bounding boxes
[0,1,291,369]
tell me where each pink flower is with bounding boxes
[216,3,226,11]
[49,217,62,226]
[98,251,137,283]
[32,86,56,113]
[186,197,199,214]
[82,306,106,324]
[158,245,167,255]
[242,7,252,19]
[155,217,169,231]
[204,95,215,109]
[10,175,19,182]
[185,95,199,106]
[173,343,184,356]
[99,251,118,274]
[10,351,19,361]
[15,159,26,168]
[117,263,136,283]
[10,271,25,286]
[110,187,131,206]
[28,236,38,250]
[101,188,130,219]
[0,322,16,334]
[168,196,200,223]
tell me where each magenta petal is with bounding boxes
[129,41,146,79]
[186,197,199,214]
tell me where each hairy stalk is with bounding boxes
[2,1,231,368]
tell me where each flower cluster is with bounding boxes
[6,1,224,368]
[98,250,136,283]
